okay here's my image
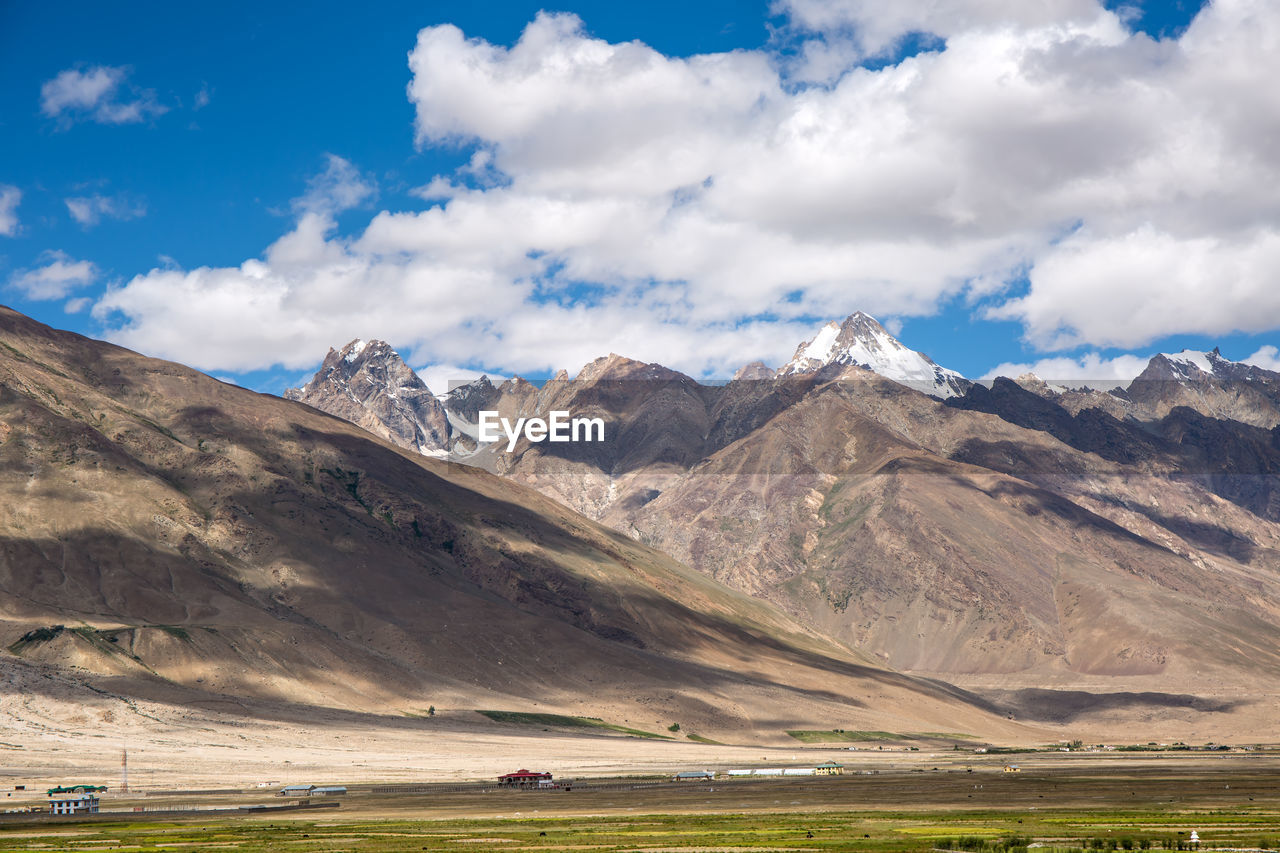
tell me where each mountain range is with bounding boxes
[5,300,1280,747]
[284,310,1280,734]
[1,305,1030,745]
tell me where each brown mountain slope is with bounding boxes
[625,369,1280,689]
[0,306,1023,743]
[1123,350,1280,428]
[452,355,820,523]
[456,357,1280,699]
[281,336,1280,737]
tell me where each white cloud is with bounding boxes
[408,177,458,202]
[40,65,166,126]
[9,251,97,301]
[1244,345,1280,373]
[93,2,1280,378]
[777,0,1107,60]
[0,185,19,236]
[982,351,1152,386]
[989,226,1280,349]
[416,364,504,395]
[65,193,147,227]
[292,154,377,217]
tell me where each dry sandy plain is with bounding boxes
[3,663,1278,798]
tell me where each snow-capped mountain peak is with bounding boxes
[1154,347,1232,380]
[1124,346,1280,428]
[778,311,969,398]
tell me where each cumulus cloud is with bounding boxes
[93,1,1280,379]
[1244,345,1280,372]
[982,351,1152,386]
[777,0,1106,60]
[40,65,166,126]
[292,154,377,216]
[65,193,147,227]
[989,226,1280,349]
[8,251,97,301]
[0,185,19,236]
[416,364,505,396]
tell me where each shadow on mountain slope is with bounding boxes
[977,688,1241,724]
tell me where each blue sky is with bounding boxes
[5,0,1279,393]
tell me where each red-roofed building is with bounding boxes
[498,769,553,788]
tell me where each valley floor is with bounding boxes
[4,658,1280,793]
[2,757,1280,851]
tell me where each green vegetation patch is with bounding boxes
[788,729,905,743]
[71,626,146,665]
[0,806,1272,853]
[155,624,192,642]
[7,624,66,654]
[789,729,977,743]
[476,709,671,739]
[402,707,436,719]
[685,732,725,745]
[322,466,376,517]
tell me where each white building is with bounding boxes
[49,795,99,815]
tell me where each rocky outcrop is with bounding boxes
[285,339,451,455]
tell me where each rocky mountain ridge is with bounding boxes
[283,316,1280,714]
[2,304,1026,741]
[284,338,451,455]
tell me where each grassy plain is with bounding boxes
[3,759,1279,852]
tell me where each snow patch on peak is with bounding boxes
[344,339,368,363]
[1162,349,1214,375]
[798,321,841,364]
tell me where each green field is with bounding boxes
[5,761,1279,851]
[475,709,672,739]
[2,807,1276,852]
[787,729,979,743]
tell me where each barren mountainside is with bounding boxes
[1,305,1029,742]
[283,318,1280,724]
[629,368,1280,683]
